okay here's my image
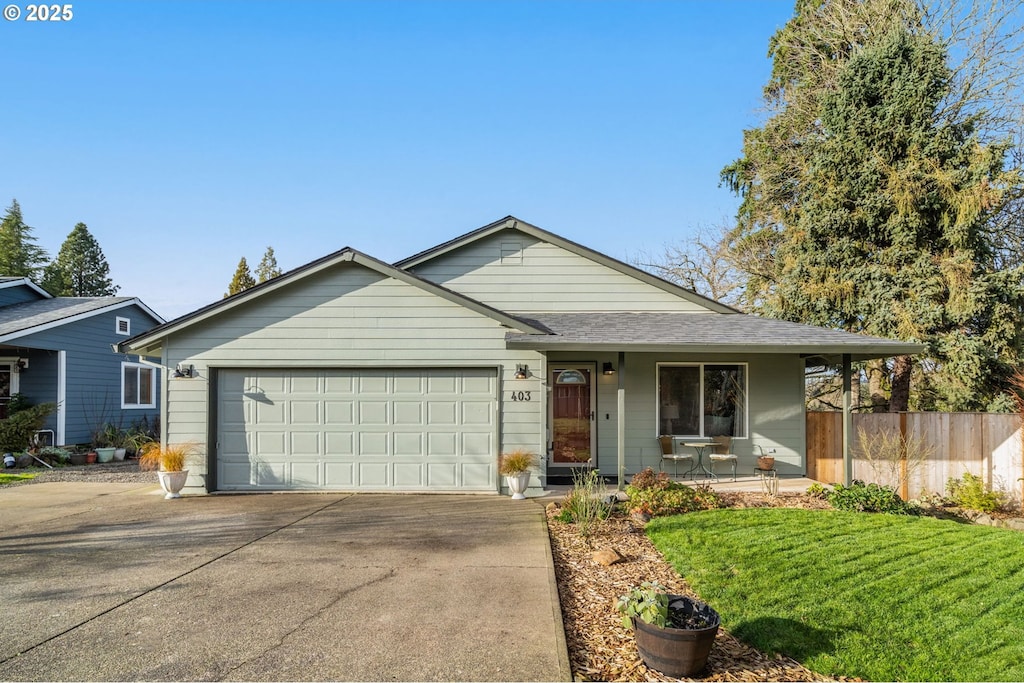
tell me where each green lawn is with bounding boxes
[647,508,1024,681]
[0,471,38,485]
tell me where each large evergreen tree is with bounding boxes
[722,0,1024,411]
[41,222,118,296]
[225,257,256,297]
[255,246,282,283]
[0,199,48,279]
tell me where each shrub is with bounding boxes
[827,480,913,515]
[946,472,1007,513]
[555,468,612,541]
[806,482,828,499]
[625,474,723,517]
[0,403,55,452]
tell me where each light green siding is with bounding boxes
[409,229,714,313]
[547,352,807,476]
[161,263,545,494]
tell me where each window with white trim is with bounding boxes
[122,362,155,409]
[115,317,131,336]
[657,363,747,438]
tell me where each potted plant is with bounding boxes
[499,449,536,500]
[139,442,197,499]
[616,581,720,678]
[756,446,775,470]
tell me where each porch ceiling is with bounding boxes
[505,312,926,362]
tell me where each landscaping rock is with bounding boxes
[1003,518,1024,532]
[592,548,624,566]
[545,502,560,515]
[16,454,34,468]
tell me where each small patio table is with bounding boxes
[680,441,717,480]
[755,466,778,496]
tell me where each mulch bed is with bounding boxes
[545,492,853,682]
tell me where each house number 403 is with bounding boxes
[509,390,532,402]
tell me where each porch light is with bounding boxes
[514,364,529,380]
[14,358,27,373]
[602,362,615,375]
[174,363,195,378]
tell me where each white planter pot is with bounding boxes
[505,472,531,500]
[157,470,189,499]
[113,448,127,461]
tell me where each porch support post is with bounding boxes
[56,350,66,446]
[842,353,853,486]
[617,351,626,489]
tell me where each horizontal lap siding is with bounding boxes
[163,265,544,493]
[409,230,713,313]
[13,306,162,445]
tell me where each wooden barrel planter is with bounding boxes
[633,595,720,678]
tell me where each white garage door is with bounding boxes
[216,368,498,491]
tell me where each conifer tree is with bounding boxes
[41,222,118,296]
[225,257,256,297]
[0,199,47,279]
[255,246,282,283]
[722,0,1024,411]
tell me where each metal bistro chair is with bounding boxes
[708,435,738,482]
[658,435,692,479]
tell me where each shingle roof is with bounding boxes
[505,312,925,361]
[0,297,135,339]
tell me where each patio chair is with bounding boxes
[658,435,692,479]
[708,435,738,481]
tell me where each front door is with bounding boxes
[549,363,596,467]
[0,360,18,420]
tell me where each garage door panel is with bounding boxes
[358,462,390,487]
[326,431,355,454]
[359,401,389,424]
[394,432,423,456]
[290,401,321,424]
[217,368,497,491]
[394,463,424,487]
[394,402,423,425]
[326,401,354,424]
[290,462,321,487]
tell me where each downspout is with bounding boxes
[617,351,626,489]
[842,354,852,486]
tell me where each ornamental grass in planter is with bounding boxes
[499,449,536,500]
[139,442,198,499]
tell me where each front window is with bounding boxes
[122,362,155,409]
[658,363,747,438]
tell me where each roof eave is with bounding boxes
[505,339,927,360]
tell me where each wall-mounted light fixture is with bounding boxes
[602,362,615,375]
[514,364,529,380]
[14,358,28,373]
[174,363,195,378]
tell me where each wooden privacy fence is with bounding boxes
[806,412,1024,504]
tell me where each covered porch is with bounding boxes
[505,312,924,490]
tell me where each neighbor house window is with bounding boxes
[657,363,747,438]
[115,317,131,336]
[122,362,155,409]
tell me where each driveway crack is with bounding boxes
[0,494,355,666]
[217,567,398,681]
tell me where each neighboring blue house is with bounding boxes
[0,277,165,447]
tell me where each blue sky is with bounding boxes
[1,0,793,319]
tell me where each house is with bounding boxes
[117,217,923,495]
[0,277,164,446]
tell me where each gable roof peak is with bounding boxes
[394,216,738,314]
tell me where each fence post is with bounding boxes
[843,354,852,486]
[899,412,908,500]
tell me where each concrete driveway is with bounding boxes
[0,483,570,681]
